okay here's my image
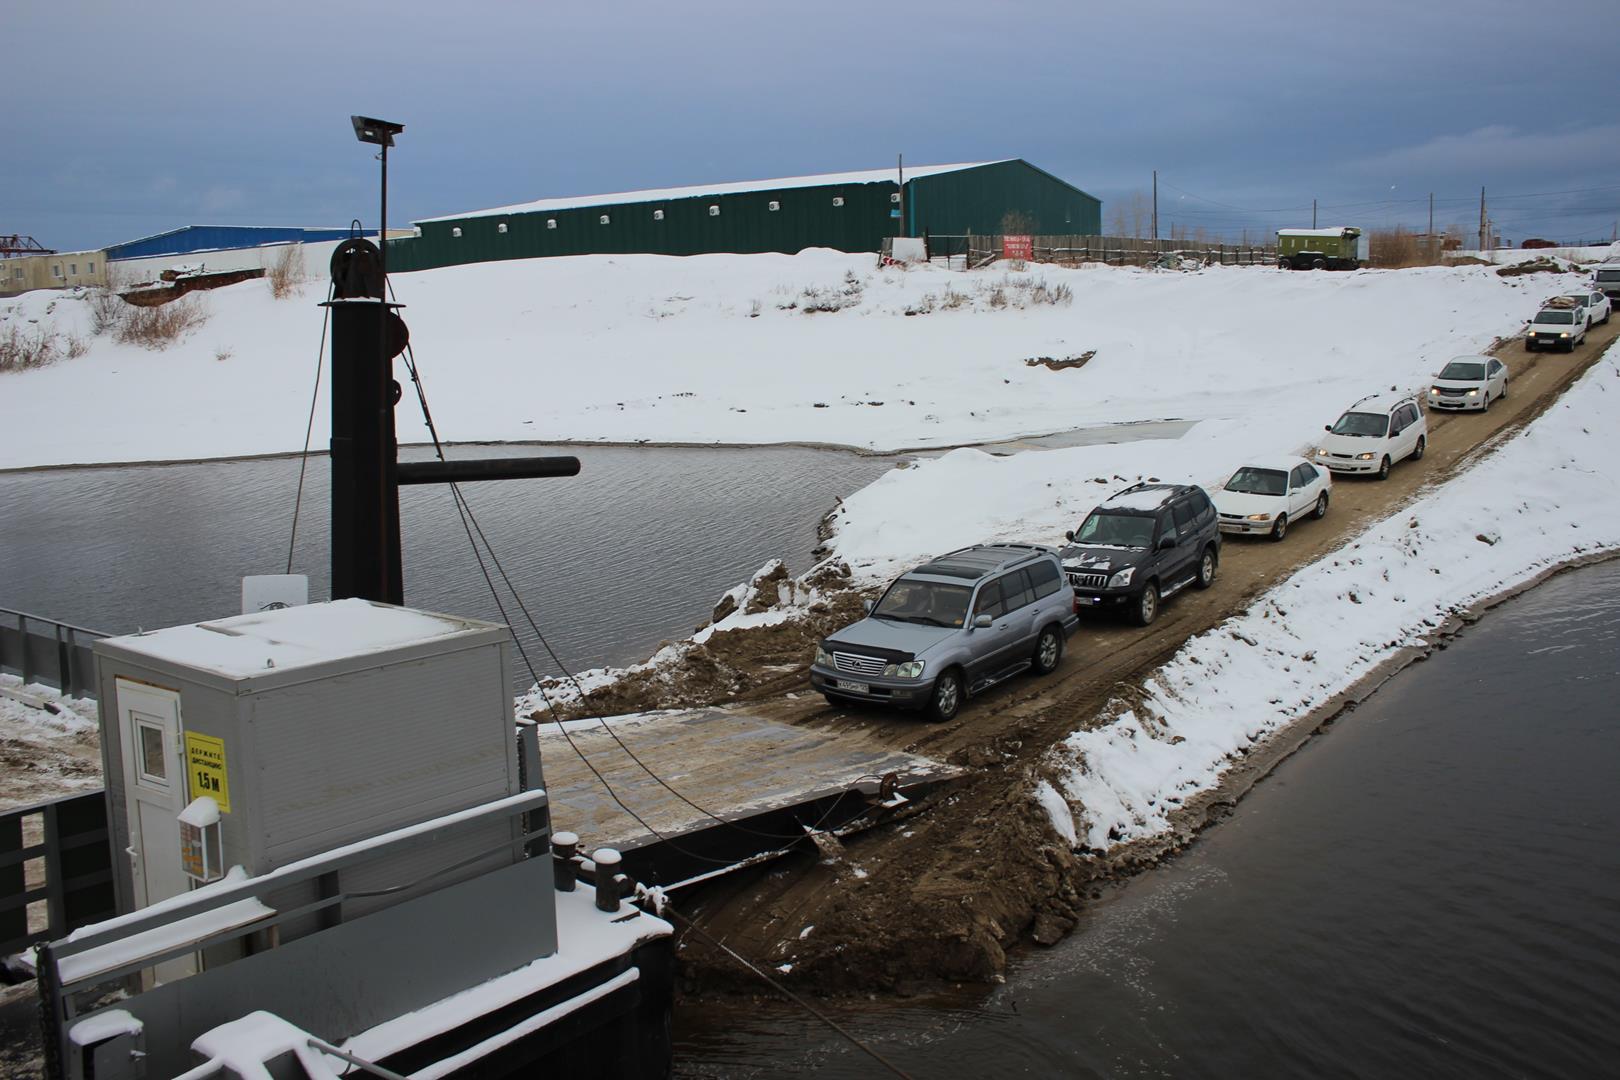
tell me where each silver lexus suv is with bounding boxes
[809,544,1080,722]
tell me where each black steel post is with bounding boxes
[328,295,404,605]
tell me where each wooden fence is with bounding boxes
[886,235,1277,270]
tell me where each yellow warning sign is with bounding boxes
[184,731,231,813]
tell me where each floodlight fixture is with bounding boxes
[351,115,404,147]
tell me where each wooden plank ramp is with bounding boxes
[534,708,960,888]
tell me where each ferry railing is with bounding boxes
[37,789,553,1079]
[0,607,108,700]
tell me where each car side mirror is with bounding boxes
[1064,530,1075,543]
[1323,424,1332,432]
[1159,536,1177,551]
[863,599,874,614]
[973,614,993,629]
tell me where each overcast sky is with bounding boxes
[9,0,1619,252]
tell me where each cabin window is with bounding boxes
[137,720,168,785]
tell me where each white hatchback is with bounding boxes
[1427,355,1508,412]
[1213,457,1331,541]
[1315,394,1428,480]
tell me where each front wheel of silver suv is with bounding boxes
[925,670,963,723]
[1032,627,1063,675]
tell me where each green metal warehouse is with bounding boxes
[385,159,1100,272]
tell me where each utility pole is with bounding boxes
[1312,199,1317,229]
[1428,192,1435,260]
[1152,170,1158,245]
[897,153,905,239]
[1479,187,1488,255]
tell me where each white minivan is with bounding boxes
[1314,394,1427,480]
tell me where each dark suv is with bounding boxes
[1060,483,1220,626]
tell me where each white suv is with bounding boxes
[1315,394,1427,480]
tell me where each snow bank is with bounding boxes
[1045,342,1620,851]
[1455,243,1618,266]
[0,252,1580,470]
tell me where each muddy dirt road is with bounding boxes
[673,314,1620,996]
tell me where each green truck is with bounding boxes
[1276,227,1367,270]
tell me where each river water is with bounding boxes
[673,559,1620,1078]
[0,444,900,688]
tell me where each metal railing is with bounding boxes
[0,791,116,957]
[0,607,108,699]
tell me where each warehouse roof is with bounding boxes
[418,161,1009,223]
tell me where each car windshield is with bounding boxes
[1439,361,1485,381]
[1074,512,1155,549]
[1534,310,1575,325]
[1224,467,1287,496]
[872,578,971,627]
[1331,411,1388,437]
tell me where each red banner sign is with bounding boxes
[1003,235,1033,260]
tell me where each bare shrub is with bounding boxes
[214,346,233,362]
[1370,227,1444,270]
[0,324,68,372]
[116,297,208,349]
[939,288,969,310]
[266,245,306,299]
[87,271,130,336]
[66,334,89,359]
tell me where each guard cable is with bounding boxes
[285,281,335,574]
[658,900,916,1080]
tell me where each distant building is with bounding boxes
[0,249,106,297]
[104,226,379,262]
[387,159,1102,273]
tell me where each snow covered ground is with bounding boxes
[1041,340,1620,852]
[1455,243,1618,265]
[0,250,1590,470]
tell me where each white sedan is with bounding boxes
[1213,457,1331,541]
[1428,355,1508,412]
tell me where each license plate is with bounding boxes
[834,679,870,694]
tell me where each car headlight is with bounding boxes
[1355,452,1376,460]
[1246,512,1273,521]
[1108,566,1135,588]
[1465,389,1477,396]
[1428,387,1439,396]
[814,644,831,667]
[882,660,925,678]
[1560,332,1570,338]
[1315,447,1329,457]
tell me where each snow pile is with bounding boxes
[1454,243,1618,266]
[0,252,1582,470]
[1045,343,1620,851]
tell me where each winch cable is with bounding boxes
[385,295,865,848]
[392,335,855,863]
[658,901,916,1080]
[284,282,335,575]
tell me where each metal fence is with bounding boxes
[0,791,116,958]
[885,234,1276,269]
[0,608,107,700]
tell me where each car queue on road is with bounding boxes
[809,281,1607,723]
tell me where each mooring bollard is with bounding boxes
[552,831,579,892]
[593,847,622,912]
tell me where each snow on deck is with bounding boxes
[417,161,1004,222]
[98,598,495,679]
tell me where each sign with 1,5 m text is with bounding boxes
[185,731,231,812]
[1003,235,1033,260]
